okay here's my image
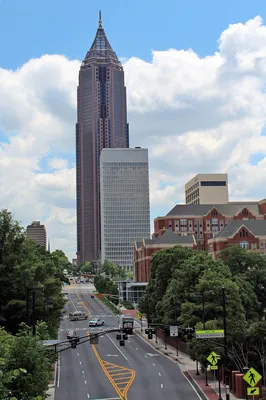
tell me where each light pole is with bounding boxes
[243,366,249,400]
[222,286,230,400]
[202,292,208,387]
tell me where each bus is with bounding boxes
[119,315,134,334]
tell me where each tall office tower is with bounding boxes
[185,173,229,205]
[76,12,129,265]
[100,148,150,271]
[26,221,47,248]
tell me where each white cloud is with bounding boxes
[1,16,266,259]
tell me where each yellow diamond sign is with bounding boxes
[207,351,219,366]
[243,367,262,388]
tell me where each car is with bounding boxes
[67,330,80,342]
[90,293,95,298]
[88,318,104,327]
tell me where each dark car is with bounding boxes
[90,293,95,298]
[67,330,80,342]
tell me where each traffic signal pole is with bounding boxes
[222,286,230,400]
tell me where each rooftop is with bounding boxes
[82,11,121,68]
[214,219,266,239]
[136,229,195,248]
[165,202,262,217]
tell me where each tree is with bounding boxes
[0,210,66,336]
[80,262,93,274]
[101,259,119,277]
[0,323,54,400]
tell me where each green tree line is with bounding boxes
[0,209,71,398]
[139,245,266,384]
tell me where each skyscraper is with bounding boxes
[100,148,150,271]
[76,12,129,265]
[26,221,47,249]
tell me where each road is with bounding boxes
[55,282,200,400]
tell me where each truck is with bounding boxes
[119,315,134,334]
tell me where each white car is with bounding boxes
[89,318,105,327]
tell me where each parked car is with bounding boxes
[90,293,95,298]
[88,318,104,327]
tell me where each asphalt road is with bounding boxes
[55,283,200,400]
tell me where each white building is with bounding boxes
[100,148,150,271]
[185,173,229,205]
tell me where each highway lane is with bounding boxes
[56,286,200,400]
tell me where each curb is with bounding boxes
[183,371,209,400]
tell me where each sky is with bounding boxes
[1,0,266,260]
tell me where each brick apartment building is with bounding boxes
[134,199,266,283]
[209,219,266,259]
[134,229,196,282]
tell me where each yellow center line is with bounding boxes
[77,294,91,315]
[88,333,135,400]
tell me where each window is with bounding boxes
[240,228,248,238]
[242,209,249,216]
[251,243,257,250]
[211,209,218,216]
[200,181,226,186]
[240,242,249,249]
[260,242,265,249]
[180,219,187,232]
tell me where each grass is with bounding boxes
[99,296,121,315]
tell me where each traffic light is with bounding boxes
[116,334,122,340]
[186,327,195,339]
[148,332,153,339]
[71,339,77,349]
[146,327,155,340]
[120,340,125,346]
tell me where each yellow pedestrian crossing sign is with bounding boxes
[207,351,219,366]
[247,387,260,395]
[243,367,262,388]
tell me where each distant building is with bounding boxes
[100,148,150,271]
[208,220,266,259]
[134,230,196,282]
[72,258,77,265]
[185,173,228,205]
[26,221,47,248]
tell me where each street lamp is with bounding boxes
[26,286,43,335]
[201,292,208,387]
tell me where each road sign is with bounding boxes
[210,366,218,370]
[207,351,219,366]
[196,329,224,339]
[243,367,262,388]
[247,387,260,395]
[170,326,178,337]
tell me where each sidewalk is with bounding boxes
[135,327,241,400]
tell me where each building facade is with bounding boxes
[208,220,266,259]
[134,230,196,282]
[185,173,228,205]
[100,148,150,271]
[76,12,129,266]
[26,221,47,248]
[154,199,266,251]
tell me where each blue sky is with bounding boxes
[0,0,265,70]
[1,0,266,258]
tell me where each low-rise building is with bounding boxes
[134,230,196,282]
[208,220,266,259]
[154,200,266,251]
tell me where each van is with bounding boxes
[69,311,88,321]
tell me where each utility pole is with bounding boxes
[32,290,36,336]
[222,286,230,400]
[26,287,30,326]
[202,292,208,387]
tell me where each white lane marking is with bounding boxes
[77,352,80,356]
[145,355,148,358]
[79,361,82,365]
[57,355,61,387]
[82,370,84,374]
[87,394,90,398]
[136,348,138,350]
[152,363,156,366]
[161,384,163,388]
[106,333,134,369]
[182,372,201,399]
[84,380,87,384]
[128,340,130,343]
[158,372,161,376]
